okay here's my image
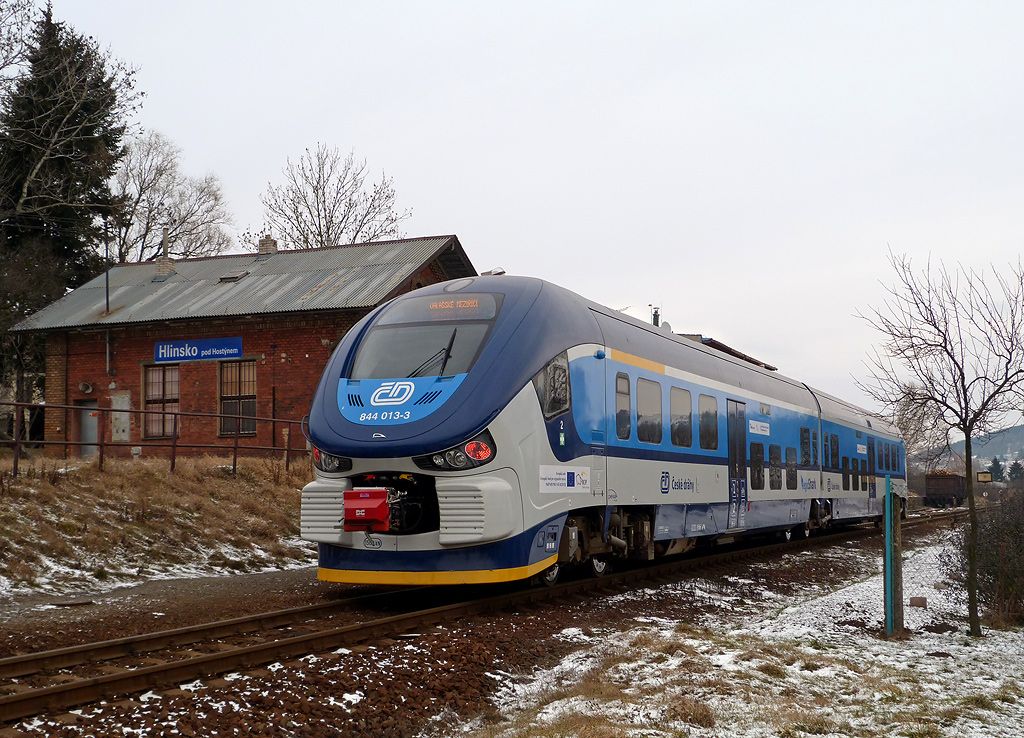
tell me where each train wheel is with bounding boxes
[589,557,609,578]
[537,563,560,587]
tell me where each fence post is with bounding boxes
[12,405,22,478]
[170,413,179,473]
[97,407,106,472]
[232,413,240,477]
[283,425,291,470]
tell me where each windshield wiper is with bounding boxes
[438,328,458,377]
[406,328,459,378]
[407,348,446,378]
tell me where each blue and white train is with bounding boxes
[300,276,907,585]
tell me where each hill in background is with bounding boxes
[947,424,1024,462]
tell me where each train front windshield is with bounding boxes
[350,293,502,380]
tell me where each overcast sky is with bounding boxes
[58,1,1024,407]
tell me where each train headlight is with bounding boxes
[312,446,353,474]
[414,430,497,472]
[445,449,469,468]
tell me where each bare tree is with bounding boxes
[110,130,232,261]
[890,389,951,471]
[859,253,1024,636]
[261,144,410,249]
[0,0,33,92]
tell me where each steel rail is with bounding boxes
[0,587,423,680]
[0,508,973,724]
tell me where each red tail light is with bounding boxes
[464,440,492,462]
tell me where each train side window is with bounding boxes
[699,394,718,450]
[851,456,860,491]
[895,446,900,472]
[885,444,892,471]
[785,447,798,490]
[862,458,869,485]
[812,430,819,466]
[769,444,782,490]
[636,378,662,444]
[823,434,830,469]
[878,444,885,471]
[750,442,765,490]
[830,435,840,471]
[615,373,631,440]
[800,428,811,467]
[532,351,571,419]
[842,457,850,490]
[670,387,692,447]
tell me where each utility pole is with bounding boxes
[103,218,110,315]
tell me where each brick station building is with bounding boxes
[11,235,476,457]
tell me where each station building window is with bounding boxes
[615,373,631,440]
[220,360,257,435]
[750,442,765,490]
[144,365,179,439]
[670,387,692,447]
[769,444,782,490]
[699,394,718,450]
[636,378,662,444]
[782,446,798,487]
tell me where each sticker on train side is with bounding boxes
[539,465,591,493]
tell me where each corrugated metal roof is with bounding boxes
[12,235,474,332]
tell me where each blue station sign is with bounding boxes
[154,337,243,363]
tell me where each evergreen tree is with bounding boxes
[0,7,136,285]
[988,456,1005,482]
[1009,460,1024,481]
[0,7,138,406]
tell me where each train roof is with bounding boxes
[538,278,901,439]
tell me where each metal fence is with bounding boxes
[0,400,308,478]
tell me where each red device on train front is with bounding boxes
[343,488,390,533]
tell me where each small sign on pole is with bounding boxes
[977,471,993,483]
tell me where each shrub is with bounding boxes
[942,491,1024,625]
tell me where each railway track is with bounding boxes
[0,508,972,724]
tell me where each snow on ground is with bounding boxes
[471,533,1024,738]
[0,536,317,606]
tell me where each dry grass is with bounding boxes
[664,695,716,728]
[775,708,838,737]
[756,661,788,679]
[0,455,310,590]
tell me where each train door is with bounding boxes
[867,437,876,503]
[726,400,748,529]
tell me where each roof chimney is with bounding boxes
[258,235,278,255]
[156,227,175,277]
